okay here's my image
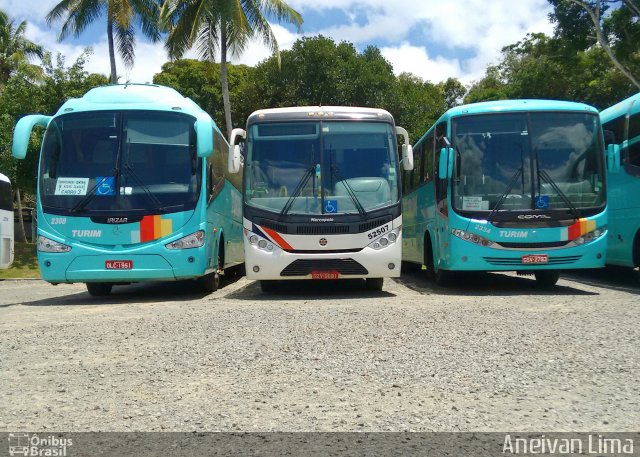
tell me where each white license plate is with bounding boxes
[522,254,548,264]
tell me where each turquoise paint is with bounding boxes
[601,92,640,267]
[13,84,243,285]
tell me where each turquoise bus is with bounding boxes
[12,84,243,296]
[601,92,640,270]
[402,99,616,286]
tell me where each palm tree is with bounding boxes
[46,0,162,83]
[0,10,44,87]
[161,0,302,137]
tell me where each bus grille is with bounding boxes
[258,219,288,234]
[280,259,369,276]
[359,216,392,233]
[483,255,582,266]
[496,241,571,249]
[296,225,350,235]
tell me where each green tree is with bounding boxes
[161,0,303,137]
[46,0,161,83]
[548,0,640,89]
[0,10,43,88]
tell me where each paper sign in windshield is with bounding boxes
[55,177,89,196]
[462,196,489,211]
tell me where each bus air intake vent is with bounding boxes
[258,219,288,234]
[280,259,368,276]
[359,216,392,233]
[483,255,582,266]
[296,225,350,235]
[496,241,571,249]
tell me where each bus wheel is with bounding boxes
[424,234,436,280]
[365,278,384,291]
[199,271,220,293]
[260,280,278,293]
[86,283,112,297]
[534,270,560,287]
[434,269,453,287]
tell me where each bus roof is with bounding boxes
[600,92,640,124]
[0,173,9,183]
[415,99,599,146]
[53,84,208,118]
[247,106,395,124]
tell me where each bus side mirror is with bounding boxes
[228,128,245,174]
[607,143,621,173]
[402,144,414,171]
[12,115,51,159]
[395,126,413,170]
[438,147,454,179]
[195,115,214,158]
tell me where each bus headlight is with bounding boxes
[368,228,400,250]
[572,226,606,246]
[246,232,274,252]
[165,230,205,250]
[451,229,495,247]
[38,236,71,253]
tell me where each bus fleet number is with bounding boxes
[367,224,389,240]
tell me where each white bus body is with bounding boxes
[0,173,14,269]
[229,106,413,291]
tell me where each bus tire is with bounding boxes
[260,280,278,293]
[86,283,112,297]
[424,233,436,280]
[365,277,384,291]
[434,269,453,287]
[534,270,560,287]
[199,239,223,293]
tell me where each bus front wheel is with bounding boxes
[86,283,112,297]
[199,271,220,293]
[534,270,560,287]
[365,278,384,291]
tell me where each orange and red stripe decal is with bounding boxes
[261,226,293,251]
[140,215,173,242]
[565,218,596,241]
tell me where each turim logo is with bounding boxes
[71,229,102,237]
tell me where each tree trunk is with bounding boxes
[15,188,26,243]
[220,27,233,139]
[107,11,118,84]
[569,0,640,90]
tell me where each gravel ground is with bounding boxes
[0,268,638,432]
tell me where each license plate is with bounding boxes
[105,260,133,270]
[522,254,548,264]
[311,271,340,280]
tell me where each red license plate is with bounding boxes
[311,271,340,280]
[522,254,548,264]
[105,260,133,270]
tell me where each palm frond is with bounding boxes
[115,22,136,68]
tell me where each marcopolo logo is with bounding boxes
[8,433,72,456]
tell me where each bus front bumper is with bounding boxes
[444,233,607,271]
[245,243,401,280]
[37,245,210,284]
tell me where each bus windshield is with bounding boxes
[39,110,201,215]
[245,121,399,215]
[452,111,605,215]
[0,179,11,212]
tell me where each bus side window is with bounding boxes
[602,115,626,147]
[628,112,640,168]
[208,129,226,200]
[412,143,424,189]
[424,133,434,182]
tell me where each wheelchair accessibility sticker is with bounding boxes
[536,195,550,209]
[324,199,338,214]
[95,177,116,196]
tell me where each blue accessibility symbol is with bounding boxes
[96,177,116,196]
[324,199,338,214]
[536,195,550,209]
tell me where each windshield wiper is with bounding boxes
[329,163,365,216]
[486,167,523,223]
[281,165,315,216]
[122,161,165,213]
[537,169,579,220]
[70,176,113,213]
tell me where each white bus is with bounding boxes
[228,106,413,292]
[0,173,14,269]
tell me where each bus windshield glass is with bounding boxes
[245,121,399,215]
[39,110,201,215]
[452,111,605,214]
[0,179,11,211]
